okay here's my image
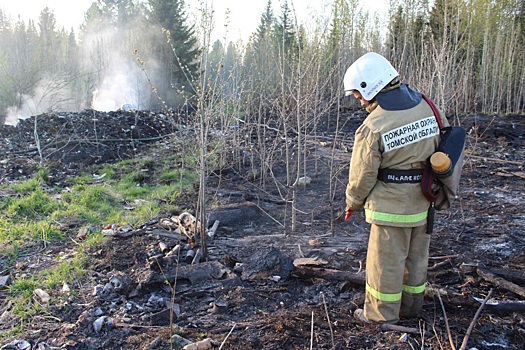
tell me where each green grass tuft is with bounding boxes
[6,188,62,220]
[0,144,201,334]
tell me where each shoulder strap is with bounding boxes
[421,93,443,129]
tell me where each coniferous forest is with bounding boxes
[0,0,523,126]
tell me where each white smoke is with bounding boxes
[81,26,158,113]
[92,62,149,112]
[5,75,77,126]
[4,22,160,125]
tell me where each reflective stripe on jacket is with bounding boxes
[345,97,449,227]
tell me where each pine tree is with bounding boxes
[274,0,296,57]
[147,0,200,99]
[386,5,405,61]
[79,2,106,39]
[327,0,360,67]
[37,7,60,72]
[223,41,238,95]
[253,0,275,52]
[5,19,40,109]
[206,39,224,84]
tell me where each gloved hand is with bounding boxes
[344,208,354,221]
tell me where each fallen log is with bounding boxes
[425,287,480,309]
[294,265,520,313]
[472,297,525,313]
[461,263,525,285]
[495,168,525,180]
[133,261,240,295]
[292,266,365,286]
[488,267,525,285]
[381,324,432,338]
[148,229,185,241]
[477,268,525,299]
[293,257,328,267]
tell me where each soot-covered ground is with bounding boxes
[0,109,524,349]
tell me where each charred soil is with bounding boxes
[0,110,524,349]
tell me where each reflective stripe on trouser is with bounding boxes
[364,224,430,323]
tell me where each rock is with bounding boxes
[93,316,107,332]
[208,299,228,314]
[0,339,31,349]
[76,227,88,240]
[34,343,59,350]
[293,176,312,187]
[172,334,192,348]
[108,273,134,295]
[182,338,219,350]
[33,288,50,303]
[61,283,70,294]
[146,293,164,308]
[268,275,281,282]
[0,275,10,289]
[93,307,104,316]
[93,284,104,296]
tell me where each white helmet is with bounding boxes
[343,52,399,100]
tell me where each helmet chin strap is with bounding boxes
[366,101,379,113]
[379,78,401,93]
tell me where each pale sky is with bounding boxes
[0,0,389,42]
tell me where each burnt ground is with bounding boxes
[0,109,524,350]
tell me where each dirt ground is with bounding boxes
[0,108,524,350]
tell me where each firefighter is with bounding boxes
[343,52,449,324]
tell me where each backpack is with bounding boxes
[420,94,466,231]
